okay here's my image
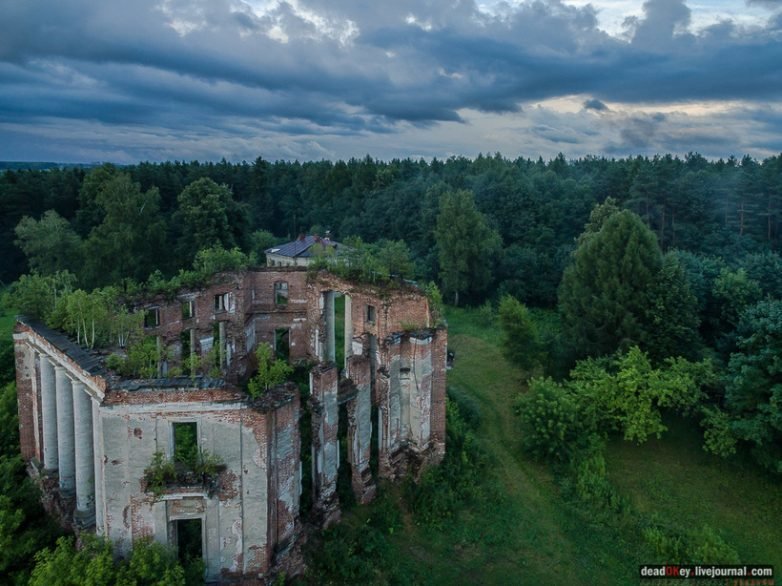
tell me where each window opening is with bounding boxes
[144,308,160,328]
[173,421,198,468]
[180,330,191,360]
[214,293,227,312]
[274,328,290,361]
[181,299,194,320]
[274,281,289,306]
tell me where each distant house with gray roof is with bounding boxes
[265,233,346,267]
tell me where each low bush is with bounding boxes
[404,398,487,527]
[516,377,598,464]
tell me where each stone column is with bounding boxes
[309,364,340,526]
[346,354,375,503]
[324,291,335,363]
[218,322,226,368]
[72,382,95,525]
[54,366,75,495]
[92,400,105,535]
[344,295,353,371]
[40,356,59,471]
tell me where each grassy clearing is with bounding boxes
[607,416,782,568]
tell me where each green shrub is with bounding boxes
[125,337,159,378]
[144,451,176,497]
[366,490,402,536]
[30,535,186,586]
[306,524,388,585]
[247,343,292,397]
[516,377,597,463]
[446,386,481,429]
[118,538,186,585]
[477,300,494,323]
[498,295,541,373]
[690,525,740,564]
[641,521,741,565]
[404,398,487,526]
[105,354,124,372]
[642,525,687,563]
[700,406,738,457]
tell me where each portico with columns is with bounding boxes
[14,321,106,531]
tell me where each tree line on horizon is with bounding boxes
[1,152,781,305]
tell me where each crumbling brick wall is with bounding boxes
[14,267,446,583]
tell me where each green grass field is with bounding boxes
[607,416,782,569]
[0,302,15,340]
[329,306,782,585]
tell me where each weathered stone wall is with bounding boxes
[306,271,433,356]
[14,340,38,461]
[140,273,250,382]
[245,269,310,363]
[346,354,374,503]
[14,267,446,582]
[309,364,339,525]
[99,387,300,581]
[430,325,448,462]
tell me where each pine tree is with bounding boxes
[559,208,661,358]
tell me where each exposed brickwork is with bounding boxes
[309,363,340,526]
[430,325,448,461]
[345,354,375,503]
[14,267,446,583]
[102,386,242,406]
[14,339,37,461]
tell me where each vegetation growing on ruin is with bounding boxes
[143,449,226,499]
[247,343,293,398]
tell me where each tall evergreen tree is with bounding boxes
[644,252,701,360]
[559,208,662,358]
[725,299,782,474]
[434,189,501,306]
[174,177,243,265]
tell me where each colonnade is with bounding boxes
[38,354,97,526]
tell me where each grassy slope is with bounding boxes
[376,307,782,584]
[607,417,782,569]
[385,308,638,585]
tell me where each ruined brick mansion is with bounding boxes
[13,267,447,582]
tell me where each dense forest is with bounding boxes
[2,153,782,304]
[2,152,782,583]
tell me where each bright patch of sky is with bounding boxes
[556,0,772,34]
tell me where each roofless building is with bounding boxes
[13,267,446,583]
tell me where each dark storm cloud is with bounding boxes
[0,0,780,161]
[616,113,668,149]
[583,98,609,111]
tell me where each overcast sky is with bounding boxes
[1,0,780,163]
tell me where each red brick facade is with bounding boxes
[13,267,446,582]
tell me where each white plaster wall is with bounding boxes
[98,403,269,580]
